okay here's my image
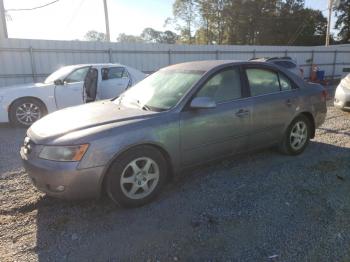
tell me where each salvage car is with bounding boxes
[0,63,146,126]
[21,60,327,207]
[334,73,350,111]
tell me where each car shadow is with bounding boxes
[32,140,350,261]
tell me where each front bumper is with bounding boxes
[0,102,9,123]
[334,84,350,110]
[20,147,105,199]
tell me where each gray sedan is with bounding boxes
[21,60,327,207]
[334,73,350,111]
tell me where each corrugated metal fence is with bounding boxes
[0,38,350,87]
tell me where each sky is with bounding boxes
[3,0,337,41]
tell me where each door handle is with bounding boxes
[235,109,250,118]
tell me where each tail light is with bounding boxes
[322,89,328,101]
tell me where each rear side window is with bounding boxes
[102,67,128,80]
[246,69,280,96]
[196,68,242,103]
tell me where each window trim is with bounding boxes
[64,66,91,84]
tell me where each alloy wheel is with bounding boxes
[15,103,41,126]
[120,157,160,200]
[289,121,308,151]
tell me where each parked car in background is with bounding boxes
[0,63,146,126]
[21,60,327,208]
[334,73,350,111]
[251,57,304,78]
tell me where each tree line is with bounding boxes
[84,0,350,46]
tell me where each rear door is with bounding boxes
[243,66,299,149]
[180,66,252,166]
[98,67,131,99]
[54,67,89,109]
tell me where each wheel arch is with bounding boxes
[299,111,316,138]
[99,142,174,195]
[8,96,48,122]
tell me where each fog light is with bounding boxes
[47,185,65,192]
[55,185,65,192]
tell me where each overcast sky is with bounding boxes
[4,0,337,41]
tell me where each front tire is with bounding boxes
[9,98,46,127]
[105,146,168,208]
[279,115,311,155]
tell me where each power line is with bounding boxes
[6,0,60,12]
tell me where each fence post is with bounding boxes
[252,49,256,59]
[310,50,314,79]
[331,50,338,81]
[215,50,219,60]
[168,49,172,65]
[29,46,37,82]
[285,50,288,57]
[108,48,113,63]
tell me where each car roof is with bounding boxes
[161,60,245,72]
[63,63,124,69]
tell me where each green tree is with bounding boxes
[116,33,144,43]
[172,0,198,43]
[84,30,106,41]
[334,0,350,43]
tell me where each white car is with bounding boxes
[0,63,146,126]
[334,73,350,111]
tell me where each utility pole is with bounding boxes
[326,0,334,47]
[103,0,110,42]
[0,0,8,39]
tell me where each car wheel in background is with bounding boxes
[105,146,168,208]
[279,115,311,155]
[9,98,47,127]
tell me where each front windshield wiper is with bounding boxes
[142,104,167,112]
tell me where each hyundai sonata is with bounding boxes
[21,60,327,207]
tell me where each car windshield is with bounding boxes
[115,69,203,111]
[44,65,79,84]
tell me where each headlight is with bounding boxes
[39,144,89,162]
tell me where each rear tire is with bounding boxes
[279,115,311,155]
[9,98,47,127]
[105,146,168,208]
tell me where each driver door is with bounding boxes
[54,67,90,109]
[180,67,252,167]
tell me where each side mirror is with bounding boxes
[54,79,64,85]
[190,97,216,109]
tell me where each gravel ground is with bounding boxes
[1,96,350,261]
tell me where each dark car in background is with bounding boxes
[251,57,304,78]
[21,60,327,207]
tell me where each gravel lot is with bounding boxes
[1,96,350,261]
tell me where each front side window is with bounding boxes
[246,68,280,96]
[102,67,128,80]
[65,67,90,83]
[196,68,242,103]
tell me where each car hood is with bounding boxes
[28,100,158,141]
[0,82,52,94]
